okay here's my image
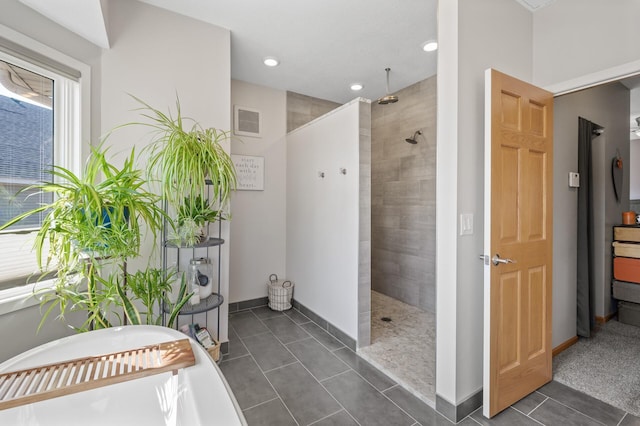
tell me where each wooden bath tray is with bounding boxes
[0,338,195,411]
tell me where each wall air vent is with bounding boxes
[234,105,262,138]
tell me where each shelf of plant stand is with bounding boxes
[164,292,224,315]
[164,237,225,249]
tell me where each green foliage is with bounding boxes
[177,194,221,227]
[131,95,237,215]
[171,194,227,246]
[0,144,165,280]
[117,268,192,328]
[0,144,174,332]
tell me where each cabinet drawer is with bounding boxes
[613,241,640,258]
[619,301,640,327]
[613,280,640,304]
[614,226,640,242]
[614,257,640,283]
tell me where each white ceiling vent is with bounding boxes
[234,105,262,138]
[513,0,556,12]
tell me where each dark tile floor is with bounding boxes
[221,306,640,426]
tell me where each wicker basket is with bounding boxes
[267,274,294,311]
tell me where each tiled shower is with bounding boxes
[371,75,437,313]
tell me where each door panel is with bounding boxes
[483,69,554,418]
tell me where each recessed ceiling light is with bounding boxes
[263,57,279,67]
[422,41,438,52]
[350,83,364,91]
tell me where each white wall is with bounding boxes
[229,80,287,302]
[100,0,231,342]
[436,0,533,408]
[533,0,640,89]
[286,99,363,339]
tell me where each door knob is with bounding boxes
[492,254,516,266]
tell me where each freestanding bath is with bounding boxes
[0,325,246,425]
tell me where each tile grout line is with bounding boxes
[241,309,360,425]
[305,409,345,426]
[277,336,361,425]
[236,305,431,426]
[333,347,397,392]
[303,369,363,426]
[261,360,301,375]
[254,309,314,347]
[268,337,362,426]
[509,406,545,426]
[541,395,613,426]
[244,337,302,426]
[617,412,628,426]
[232,313,303,425]
[258,367,302,426]
[523,395,549,416]
[241,396,281,413]
[463,414,482,425]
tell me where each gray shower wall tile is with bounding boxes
[372,210,401,229]
[400,154,434,180]
[286,91,340,132]
[382,180,426,207]
[372,228,423,256]
[372,158,401,183]
[358,310,371,347]
[371,75,436,312]
[372,255,400,276]
[398,254,431,281]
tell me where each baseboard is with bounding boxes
[552,335,578,357]
[436,389,483,423]
[228,296,357,351]
[595,312,616,325]
[292,298,357,350]
[228,296,269,313]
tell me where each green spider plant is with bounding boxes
[130,95,237,217]
[170,194,227,246]
[0,144,167,331]
[116,268,192,328]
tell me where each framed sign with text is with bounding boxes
[232,154,264,191]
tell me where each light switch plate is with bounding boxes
[569,172,580,188]
[460,213,473,236]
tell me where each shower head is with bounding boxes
[378,68,398,105]
[378,95,399,105]
[405,130,422,144]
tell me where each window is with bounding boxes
[0,49,81,292]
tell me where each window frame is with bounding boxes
[0,24,91,314]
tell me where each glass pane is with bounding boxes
[0,59,54,231]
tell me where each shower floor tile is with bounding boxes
[357,290,436,405]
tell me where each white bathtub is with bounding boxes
[0,325,246,426]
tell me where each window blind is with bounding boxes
[0,231,52,291]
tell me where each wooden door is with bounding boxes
[483,69,553,418]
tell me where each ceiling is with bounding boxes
[17,0,562,105]
[137,0,438,104]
